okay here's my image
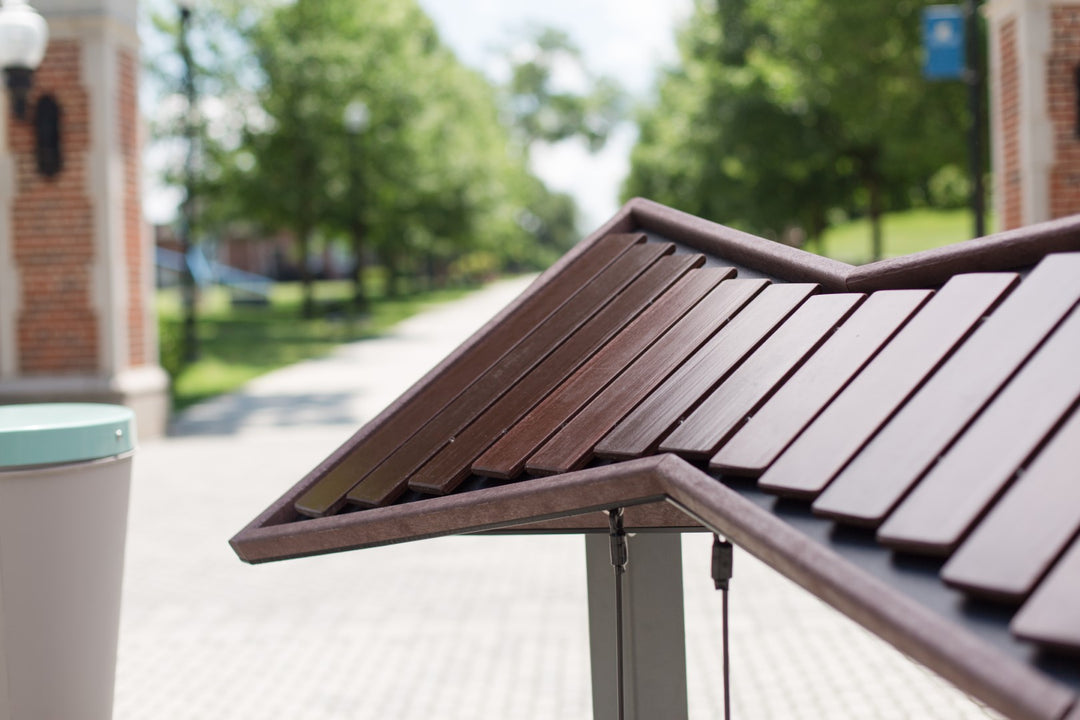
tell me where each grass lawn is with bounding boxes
[811,208,995,265]
[158,279,477,411]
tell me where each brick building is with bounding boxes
[988,0,1080,228]
[0,0,167,437]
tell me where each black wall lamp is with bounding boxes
[0,0,48,121]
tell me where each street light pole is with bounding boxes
[343,100,369,313]
[966,0,986,239]
[177,0,198,362]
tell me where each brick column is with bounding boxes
[987,0,1080,229]
[1047,5,1080,216]
[0,0,168,437]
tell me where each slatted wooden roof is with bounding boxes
[232,198,1080,720]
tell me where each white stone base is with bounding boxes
[0,365,170,439]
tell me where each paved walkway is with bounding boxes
[114,276,999,719]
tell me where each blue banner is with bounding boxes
[923,5,966,80]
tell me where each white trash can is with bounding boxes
[0,403,135,720]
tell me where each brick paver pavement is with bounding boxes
[114,276,1000,718]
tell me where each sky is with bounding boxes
[142,0,693,231]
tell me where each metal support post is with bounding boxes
[585,530,689,720]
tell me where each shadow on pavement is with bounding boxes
[168,391,359,437]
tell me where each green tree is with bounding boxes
[148,0,588,318]
[215,0,566,311]
[759,0,968,259]
[626,0,968,259]
[503,27,626,153]
[625,0,850,245]
[142,0,262,362]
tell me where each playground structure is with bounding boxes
[155,246,272,305]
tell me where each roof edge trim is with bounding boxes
[849,214,1080,290]
[230,456,671,562]
[625,197,1080,291]
[626,197,852,290]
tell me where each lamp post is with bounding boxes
[177,0,199,362]
[965,0,986,239]
[0,0,48,120]
[343,99,369,312]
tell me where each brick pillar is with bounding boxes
[0,0,168,437]
[1047,6,1080,217]
[987,0,1080,229]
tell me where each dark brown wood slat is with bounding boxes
[660,293,863,459]
[710,290,931,476]
[406,254,706,495]
[293,232,642,517]
[1011,534,1080,654]
[759,273,1018,499]
[941,407,1080,603]
[470,266,734,480]
[806,253,1080,527]
[524,278,769,476]
[872,305,1080,552]
[344,241,676,508]
[595,283,819,460]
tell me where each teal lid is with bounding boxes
[0,403,136,468]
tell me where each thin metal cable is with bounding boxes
[614,559,625,720]
[722,586,731,720]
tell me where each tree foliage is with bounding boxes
[625,0,970,257]
[150,0,582,317]
[503,27,626,152]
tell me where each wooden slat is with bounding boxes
[343,242,676,508]
[471,267,734,480]
[1011,533,1080,654]
[293,232,642,517]
[711,290,930,476]
[807,254,1080,526]
[595,283,819,460]
[406,254,706,495]
[660,293,863,459]
[524,279,769,476]
[872,305,1080,552]
[759,273,1017,499]
[942,407,1080,603]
